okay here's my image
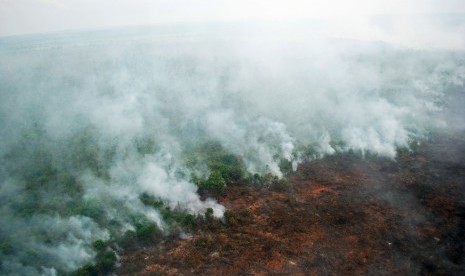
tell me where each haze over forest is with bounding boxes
[1,1,464,275]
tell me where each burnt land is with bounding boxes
[116,133,465,275]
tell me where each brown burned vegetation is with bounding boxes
[115,134,465,275]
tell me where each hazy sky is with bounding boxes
[1,0,464,37]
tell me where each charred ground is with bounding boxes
[116,132,465,275]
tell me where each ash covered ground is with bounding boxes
[116,131,465,275]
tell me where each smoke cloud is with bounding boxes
[0,21,464,274]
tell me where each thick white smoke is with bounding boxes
[0,23,464,274]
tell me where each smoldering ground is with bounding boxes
[0,21,464,275]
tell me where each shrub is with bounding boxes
[0,242,13,255]
[251,172,278,187]
[73,264,98,276]
[139,193,164,209]
[119,230,137,248]
[186,141,246,186]
[208,153,244,183]
[223,210,238,226]
[205,208,214,220]
[92,240,106,251]
[204,171,226,196]
[271,178,292,192]
[194,237,209,248]
[75,245,117,275]
[138,193,199,230]
[72,200,105,221]
[278,158,293,175]
[98,251,117,273]
[135,223,161,242]
[191,174,203,188]
[181,214,197,228]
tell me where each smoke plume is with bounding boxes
[0,22,464,274]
